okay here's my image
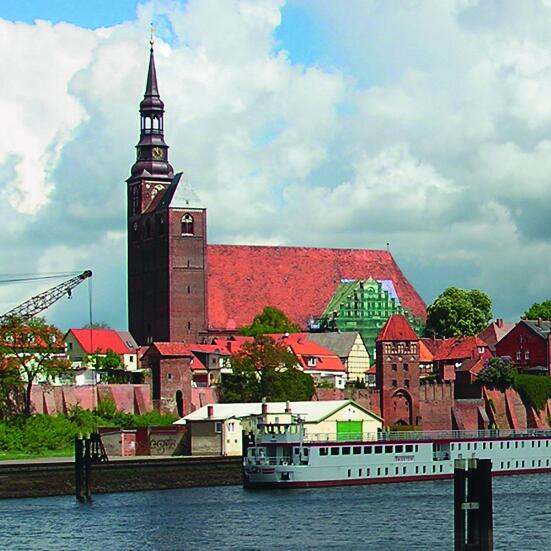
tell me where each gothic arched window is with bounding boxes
[181,214,194,235]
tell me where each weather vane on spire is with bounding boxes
[150,21,156,49]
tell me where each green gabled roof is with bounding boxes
[322,281,361,317]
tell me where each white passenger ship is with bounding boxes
[243,417,551,488]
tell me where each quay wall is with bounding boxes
[0,456,242,499]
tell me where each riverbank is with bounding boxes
[0,455,242,499]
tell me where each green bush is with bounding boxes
[0,406,179,455]
[514,374,551,412]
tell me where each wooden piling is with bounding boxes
[454,458,493,551]
[74,436,84,502]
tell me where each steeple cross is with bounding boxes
[150,22,156,48]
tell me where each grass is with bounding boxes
[0,445,74,461]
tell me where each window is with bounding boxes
[525,350,530,360]
[228,422,235,433]
[181,213,194,235]
[307,357,317,367]
[392,379,397,388]
[342,447,351,455]
[385,446,393,454]
[364,446,372,454]
[330,447,339,456]
[405,445,413,453]
[403,363,409,371]
[405,379,410,388]
[167,373,172,381]
[395,445,403,453]
[319,447,328,456]
[353,446,361,455]
[374,446,382,454]
[214,421,222,433]
[391,363,397,371]
[68,341,73,350]
[516,351,521,361]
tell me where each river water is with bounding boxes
[1,474,551,550]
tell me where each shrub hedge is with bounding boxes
[0,403,177,454]
[513,374,551,412]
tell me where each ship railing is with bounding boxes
[248,457,293,466]
[301,428,551,444]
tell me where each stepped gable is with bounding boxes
[206,245,425,331]
[376,314,419,342]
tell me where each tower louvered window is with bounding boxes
[181,214,194,235]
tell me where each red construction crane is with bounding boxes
[0,270,92,324]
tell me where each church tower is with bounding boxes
[127,44,208,345]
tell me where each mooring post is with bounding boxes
[75,435,84,502]
[454,458,493,551]
[84,435,92,501]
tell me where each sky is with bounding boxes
[1,0,551,331]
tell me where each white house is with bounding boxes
[176,400,383,456]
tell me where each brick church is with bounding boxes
[127,46,426,346]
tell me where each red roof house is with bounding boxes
[376,314,419,342]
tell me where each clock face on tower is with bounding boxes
[152,147,163,160]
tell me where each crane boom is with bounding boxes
[0,270,92,324]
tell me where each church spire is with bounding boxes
[129,40,173,181]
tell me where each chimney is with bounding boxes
[207,405,214,418]
[538,318,543,328]
[496,318,503,328]
[261,397,268,415]
[285,400,292,414]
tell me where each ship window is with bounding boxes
[353,446,361,455]
[531,442,534,448]
[522,461,525,467]
[439,465,443,473]
[384,468,389,475]
[451,444,454,451]
[403,467,407,475]
[539,460,542,467]
[500,442,504,449]
[405,445,413,453]
[515,442,518,448]
[375,446,382,454]
[422,466,426,474]
[395,467,399,475]
[359,468,362,476]
[538,441,541,448]
[319,447,328,456]
[474,443,477,450]
[467,443,470,451]
[385,446,393,454]
[508,461,511,468]
[330,447,339,456]
[507,442,510,449]
[395,445,403,453]
[303,448,309,456]
[457,443,461,450]
[415,466,419,474]
[342,447,351,455]
[347,469,351,478]
[366,468,370,476]
[432,466,436,473]
[377,468,381,476]
[489,443,492,449]
[500,462,504,469]
[415,445,418,452]
[482,443,486,450]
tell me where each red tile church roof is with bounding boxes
[206,245,425,331]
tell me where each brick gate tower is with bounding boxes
[375,314,421,427]
[127,44,208,345]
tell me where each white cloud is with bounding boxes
[4,0,551,329]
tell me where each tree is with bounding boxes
[477,357,516,391]
[239,306,300,337]
[220,336,315,403]
[523,300,551,320]
[426,287,492,338]
[0,362,25,419]
[82,321,112,329]
[0,316,72,416]
[88,349,127,383]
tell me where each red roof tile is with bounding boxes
[433,336,489,362]
[419,340,434,363]
[206,245,426,330]
[68,329,132,354]
[148,342,193,357]
[376,314,419,342]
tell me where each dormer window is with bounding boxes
[181,214,194,235]
[307,357,317,367]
